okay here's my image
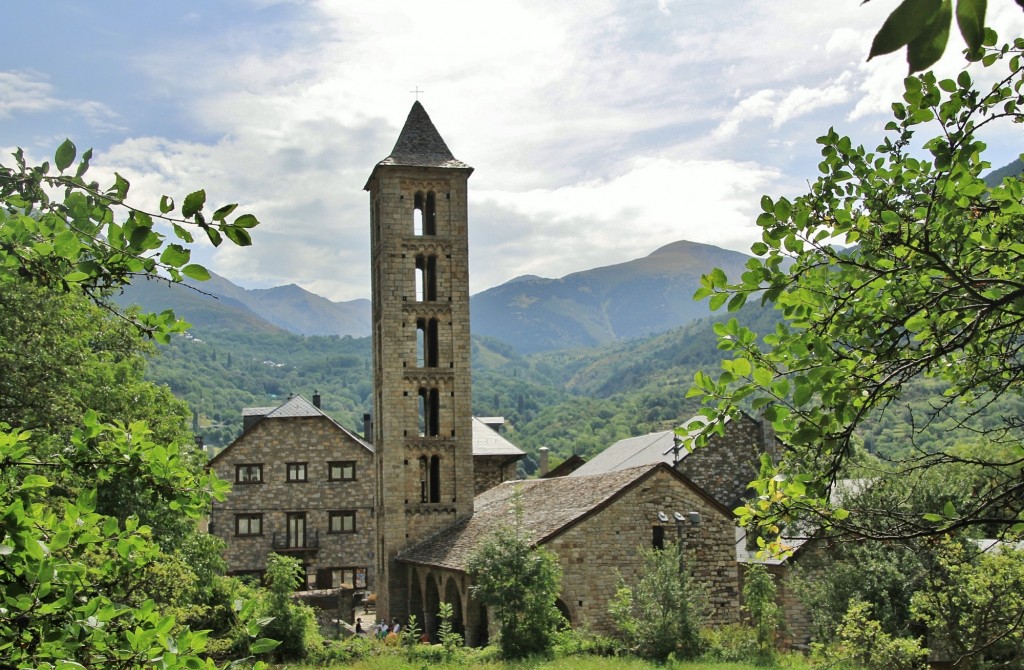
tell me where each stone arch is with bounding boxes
[442,575,466,640]
[554,597,573,626]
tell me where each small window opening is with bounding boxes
[416,318,439,367]
[418,387,440,437]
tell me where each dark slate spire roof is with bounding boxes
[377,101,472,171]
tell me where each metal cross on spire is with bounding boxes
[410,86,425,100]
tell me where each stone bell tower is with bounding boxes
[365,101,475,621]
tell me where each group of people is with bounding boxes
[353,617,401,639]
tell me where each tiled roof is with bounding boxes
[398,464,665,572]
[377,102,471,170]
[471,417,525,457]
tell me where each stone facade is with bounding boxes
[366,102,476,621]
[547,466,739,632]
[398,463,739,641]
[678,413,778,512]
[208,396,375,590]
[472,454,519,496]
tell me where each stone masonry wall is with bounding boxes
[678,414,777,512]
[209,416,376,588]
[545,468,740,635]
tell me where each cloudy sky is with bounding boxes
[3,1,1023,301]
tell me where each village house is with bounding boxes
[399,462,739,644]
[207,393,376,591]
[207,394,524,591]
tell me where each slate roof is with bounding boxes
[471,417,525,458]
[209,395,373,466]
[372,101,472,172]
[398,463,683,572]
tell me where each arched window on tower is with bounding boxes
[418,387,439,437]
[429,455,441,503]
[413,191,425,235]
[415,255,437,302]
[419,456,429,503]
[416,318,439,367]
[425,191,436,235]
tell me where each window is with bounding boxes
[416,317,439,367]
[329,510,356,534]
[287,512,307,548]
[414,254,437,301]
[328,461,356,481]
[315,566,368,590]
[235,513,263,536]
[413,191,436,236]
[286,462,307,482]
[235,464,263,484]
[418,387,440,437]
[652,525,665,550]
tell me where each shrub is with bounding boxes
[701,623,760,663]
[258,553,322,661]
[811,601,928,670]
[743,564,783,662]
[608,541,706,661]
[468,488,565,659]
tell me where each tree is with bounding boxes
[0,143,274,667]
[689,37,1024,547]
[608,541,705,661]
[866,0,1023,72]
[467,489,564,659]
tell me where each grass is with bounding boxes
[278,651,814,670]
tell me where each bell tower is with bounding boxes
[365,102,475,620]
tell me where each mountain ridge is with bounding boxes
[119,239,750,353]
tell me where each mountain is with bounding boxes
[469,240,752,353]
[117,273,371,337]
[119,240,749,353]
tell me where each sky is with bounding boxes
[3,1,1023,302]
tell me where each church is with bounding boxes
[210,101,752,642]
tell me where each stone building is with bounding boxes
[399,462,740,643]
[365,101,476,621]
[207,394,375,590]
[208,397,522,588]
[570,411,780,511]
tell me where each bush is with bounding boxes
[701,624,760,663]
[811,601,928,670]
[608,541,706,661]
[551,626,623,657]
[743,564,783,662]
[258,553,322,661]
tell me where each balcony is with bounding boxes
[272,530,320,553]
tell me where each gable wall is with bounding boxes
[208,416,375,586]
[678,415,775,511]
[545,469,739,635]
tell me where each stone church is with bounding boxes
[209,101,767,642]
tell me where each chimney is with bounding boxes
[312,390,321,409]
[539,447,549,476]
[363,413,373,443]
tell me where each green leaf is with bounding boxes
[181,189,207,218]
[182,264,211,281]
[159,244,191,267]
[249,638,281,654]
[160,195,175,214]
[906,0,952,72]
[55,139,77,172]
[224,226,253,247]
[955,0,986,55]
[212,203,239,222]
[869,0,942,59]
[232,213,258,228]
